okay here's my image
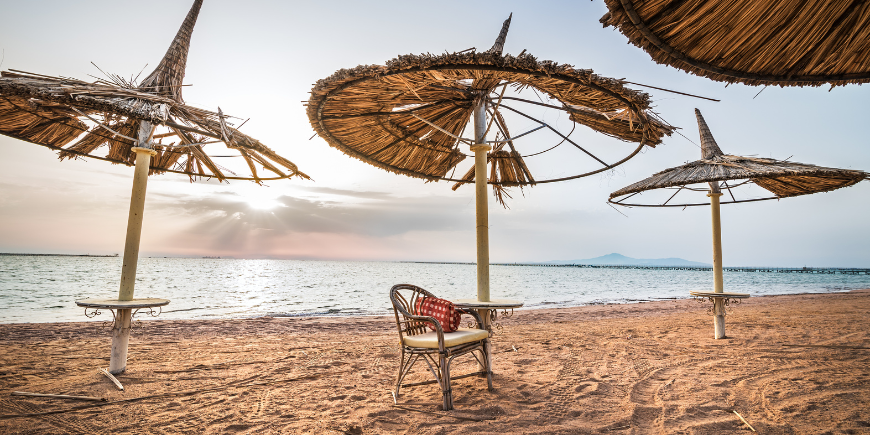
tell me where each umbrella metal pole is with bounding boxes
[110,121,156,374]
[708,188,726,339]
[471,99,493,372]
[472,101,490,303]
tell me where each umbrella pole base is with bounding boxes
[109,308,132,374]
[713,299,726,339]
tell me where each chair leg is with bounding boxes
[395,348,405,400]
[484,341,493,391]
[440,354,453,411]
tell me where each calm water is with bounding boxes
[0,256,867,324]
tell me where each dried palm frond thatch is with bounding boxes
[609,109,868,206]
[0,0,307,183]
[600,0,870,87]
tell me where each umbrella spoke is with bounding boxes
[483,83,508,138]
[520,122,576,158]
[722,180,737,202]
[409,113,474,145]
[380,103,471,149]
[489,108,534,184]
[320,99,459,120]
[369,103,470,157]
[498,103,612,169]
[425,83,474,96]
[613,190,640,204]
[406,101,474,147]
[69,107,137,142]
[489,95,568,112]
[486,114,544,144]
[662,185,684,206]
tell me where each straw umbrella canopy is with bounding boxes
[609,110,868,206]
[0,1,306,183]
[0,0,308,373]
[609,109,868,338]
[308,15,674,309]
[599,0,870,87]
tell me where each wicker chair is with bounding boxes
[390,284,492,411]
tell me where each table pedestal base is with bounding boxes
[76,298,170,374]
[110,309,133,374]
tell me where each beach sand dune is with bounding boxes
[1,290,868,434]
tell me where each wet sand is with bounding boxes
[1,290,868,434]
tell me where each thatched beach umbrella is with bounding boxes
[598,0,870,88]
[609,109,868,338]
[307,15,674,318]
[0,0,308,373]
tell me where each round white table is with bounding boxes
[690,291,749,340]
[689,291,750,300]
[75,298,170,374]
[76,298,171,310]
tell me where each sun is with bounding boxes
[243,190,284,210]
[247,198,283,210]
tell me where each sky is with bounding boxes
[0,0,867,267]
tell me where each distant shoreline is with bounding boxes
[1,254,866,274]
[0,253,118,258]
[402,261,870,275]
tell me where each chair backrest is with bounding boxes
[390,284,437,341]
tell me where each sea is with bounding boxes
[0,256,867,324]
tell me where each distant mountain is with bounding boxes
[549,253,711,267]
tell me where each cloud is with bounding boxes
[151,190,471,240]
[294,186,395,200]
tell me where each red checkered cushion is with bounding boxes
[414,297,462,333]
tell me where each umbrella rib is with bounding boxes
[483,83,508,138]
[722,180,737,202]
[164,121,221,140]
[68,107,137,142]
[158,140,221,149]
[610,196,779,208]
[520,122,576,158]
[489,107,535,187]
[487,108,515,152]
[452,113,470,151]
[409,114,473,144]
[320,99,457,120]
[372,105,468,157]
[491,96,566,112]
[498,103,612,168]
[613,190,641,204]
[425,83,474,96]
[662,185,684,206]
[486,125,545,143]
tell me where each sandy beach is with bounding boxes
[1,290,868,434]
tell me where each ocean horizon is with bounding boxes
[1,255,868,324]
[2,252,866,270]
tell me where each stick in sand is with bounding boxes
[733,410,756,432]
[100,368,125,391]
[11,392,106,402]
